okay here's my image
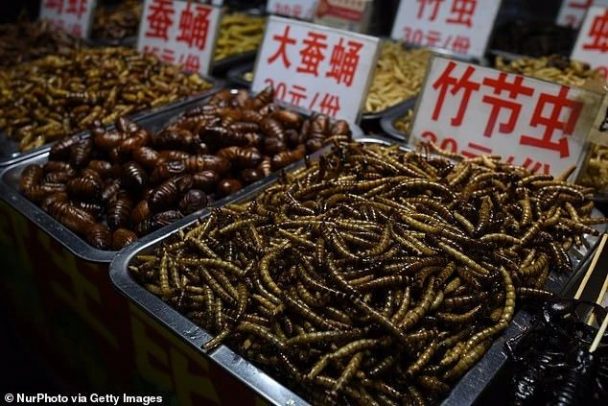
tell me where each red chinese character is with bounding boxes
[451,36,470,54]
[179,54,201,73]
[161,48,175,64]
[145,0,174,41]
[294,5,302,18]
[583,8,608,52]
[482,73,534,137]
[44,0,64,13]
[520,86,582,159]
[267,25,297,68]
[326,38,363,87]
[417,0,444,21]
[176,4,211,50]
[432,61,480,126]
[143,45,161,58]
[567,0,592,9]
[70,23,82,37]
[288,85,307,106]
[446,0,477,27]
[461,142,492,158]
[426,30,442,47]
[318,93,340,117]
[66,0,86,18]
[297,31,327,76]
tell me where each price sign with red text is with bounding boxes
[137,0,222,75]
[557,0,608,28]
[39,0,97,38]
[251,16,380,122]
[410,56,603,175]
[390,0,501,59]
[267,0,318,21]
[571,5,608,79]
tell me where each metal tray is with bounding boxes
[109,136,605,406]
[212,51,258,77]
[379,97,417,142]
[0,76,223,168]
[0,94,364,263]
[89,36,137,48]
[226,61,255,88]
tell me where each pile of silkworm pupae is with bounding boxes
[131,141,607,404]
[18,88,352,250]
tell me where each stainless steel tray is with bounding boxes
[0,96,365,263]
[379,97,417,142]
[213,51,258,76]
[0,76,222,168]
[109,136,605,405]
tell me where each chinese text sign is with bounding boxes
[390,0,501,59]
[137,0,221,76]
[267,0,318,21]
[572,5,608,79]
[40,0,97,39]
[251,16,380,123]
[557,0,608,28]
[411,56,603,175]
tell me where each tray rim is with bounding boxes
[379,97,418,142]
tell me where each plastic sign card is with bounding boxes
[39,0,97,38]
[410,56,603,176]
[137,0,222,76]
[251,16,380,123]
[571,5,608,79]
[557,0,608,28]
[390,0,501,59]
[267,0,318,21]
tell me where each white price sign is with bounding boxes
[571,5,608,79]
[137,0,222,76]
[390,0,501,59]
[39,0,97,39]
[251,16,380,122]
[556,0,608,28]
[410,56,603,176]
[267,0,318,21]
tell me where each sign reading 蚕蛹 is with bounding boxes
[137,0,222,76]
[267,0,318,21]
[390,0,501,59]
[251,16,380,123]
[556,0,608,28]
[571,5,608,79]
[39,0,97,39]
[410,56,604,176]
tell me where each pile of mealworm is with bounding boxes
[365,43,430,113]
[0,20,82,67]
[0,47,211,152]
[19,88,351,250]
[92,0,143,42]
[579,143,608,194]
[493,55,603,88]
[131,141,606,404]
[213,13,265,62]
